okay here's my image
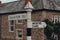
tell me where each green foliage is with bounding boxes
[43,19,54,39]
[44,19,60,39]
[55,23,60,34]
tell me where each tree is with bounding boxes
[43,19,60,40]
[43,19,54,39]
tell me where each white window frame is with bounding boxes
[53,15,59,23]
[21,14,27,19]
[9,20,15,32]
[52,16,53,21]
[16,29,23,39]
[59,16,60,22]
[16,20,23,24]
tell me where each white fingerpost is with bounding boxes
[24,1,34,28]
[24,1,34,40]
[41,22,47,28]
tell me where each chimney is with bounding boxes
[0,1,2,6]
[25,0,32,5]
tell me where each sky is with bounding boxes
[0,0,17,3]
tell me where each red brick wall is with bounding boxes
[32,28,44,40]
[1,14,27,40]
[32,11,42,21]
[1,11,60,40]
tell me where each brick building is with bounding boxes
[0,0,60,40]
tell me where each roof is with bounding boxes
[0,0,60,14]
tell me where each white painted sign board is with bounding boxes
[8,13,27,20]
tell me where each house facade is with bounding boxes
[0,0,60,40]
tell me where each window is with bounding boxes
[16,29,23,39]
[27,28,31,36]
[9,20,14,32]
[10,20,14,25]
[22,15,26,18]
[59,16,60,22]
[18,31,22,37]
[10,26,14,31]
[54,16,59,23]
[52,16,59,23]
[16,20,23,24]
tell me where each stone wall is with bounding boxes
[32,28,44,40]
[1,14,27,40]
[1,11,60,40]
